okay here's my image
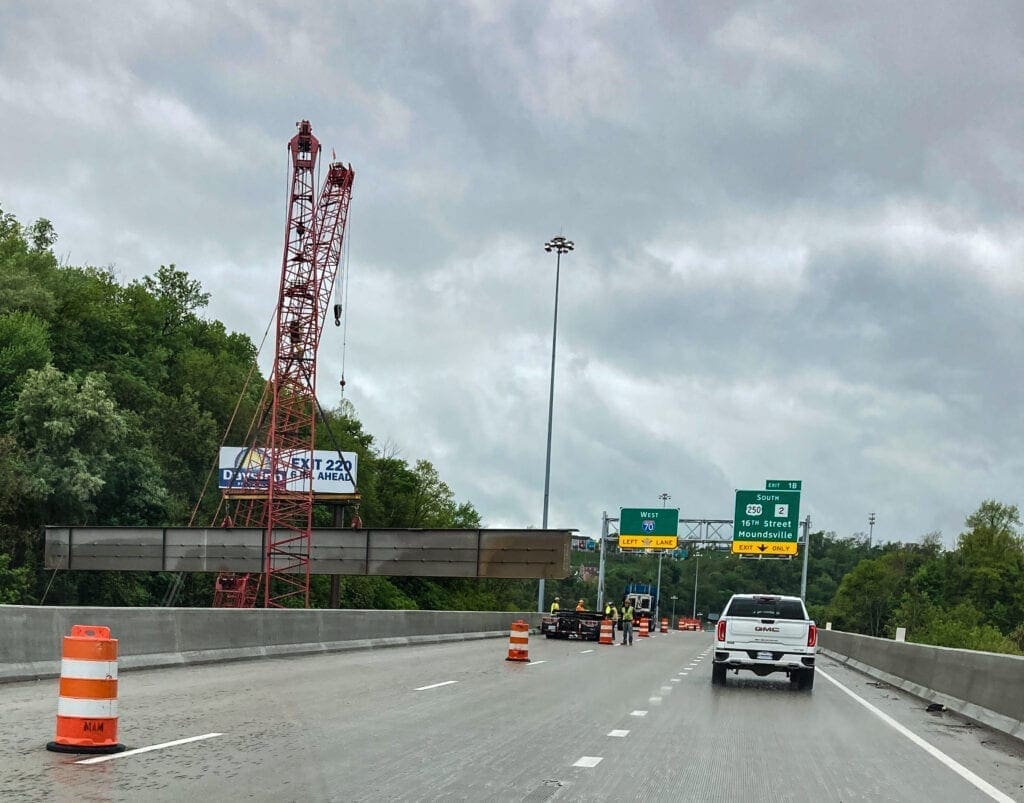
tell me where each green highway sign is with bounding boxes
[732,489,801,555]
[766,479,802,491]
[619,507,679,550]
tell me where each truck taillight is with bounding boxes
[807,624,817,648]
[716,619,727,642]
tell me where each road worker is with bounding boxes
[621,598,634,645]
[609,602,620,632]
[550,596,560,614]
[575,599,586,612]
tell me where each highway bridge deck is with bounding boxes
[2,631,1021,801]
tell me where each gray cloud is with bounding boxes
[3,1,1024,548]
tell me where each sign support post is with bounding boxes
[799,514,811,600]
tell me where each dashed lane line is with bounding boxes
[76,733,223,765]
[415,680,458,691]
[630,710,648,717]
[608,730,630,738]
[573,756,603,768]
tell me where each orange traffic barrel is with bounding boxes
[599,619,614,645]
[660,618,668,633]
[638,617,650,638]
[505,619,530,662]
[46,625,125,754]
[677,618,686,631]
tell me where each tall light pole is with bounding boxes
[670,594,678,630]
[537,235,574,612]
[691,548,699,618]
[654,493,670,623]
[868,512,876,548]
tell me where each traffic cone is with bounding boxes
[505,619,530,662]
[660,618,668,633]
[678,618,685,631]
[47,625,125,754]
[599,619,614,645]
[638,618,650,638]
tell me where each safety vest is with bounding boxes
[550,602,560,613]
[623,605,634,621]
[604,604,611,616]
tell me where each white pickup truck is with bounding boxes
[712,593,817,690]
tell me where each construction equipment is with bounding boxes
[214,120,355,608]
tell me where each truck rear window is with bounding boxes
[725,598,806,619]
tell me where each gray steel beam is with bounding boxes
[43,527,572,579]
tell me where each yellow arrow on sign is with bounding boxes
[731,541,798,555]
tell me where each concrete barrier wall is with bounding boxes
[819,629,1024,741]
[0,606,542,683]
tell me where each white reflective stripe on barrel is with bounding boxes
[57,697,118,718]
[509,630,529,639]
[61,659,118,680]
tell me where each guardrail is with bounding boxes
[819,630,1024,741]
[0,605,541,683]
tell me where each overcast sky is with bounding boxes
[3,1,1023,547]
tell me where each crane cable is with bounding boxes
[337,202,353,397]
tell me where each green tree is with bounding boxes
[828,556,903,636]
[0,311,51,416]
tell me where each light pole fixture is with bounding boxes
[868,512,876,549]
[538,235,574,612]
[654,492,670,621]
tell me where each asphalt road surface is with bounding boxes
[2,630,1022,802]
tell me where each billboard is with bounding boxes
[218,446,358,494]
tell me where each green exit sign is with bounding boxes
[766,479,802,491]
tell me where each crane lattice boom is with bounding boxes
[214,120,355,608]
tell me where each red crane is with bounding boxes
[214,120,355,608]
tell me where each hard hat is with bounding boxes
[554,596,559,600]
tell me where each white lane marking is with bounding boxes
[681,672,689,676]
[630,710,648,717]
[670,678,681,683]
[608,730,630,737]
[415,680,458,691]
[660,686,673,693]
[76,733,223,765]
[526,660,547,666]
[649,696,662,704]
[573,756,602,768]
[580,649,594,654]
[818,669,1015,803]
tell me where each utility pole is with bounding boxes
[655,493,670,623]
[596,511,608,610]
[868,512,876,548]
[692,549,700,618]
[799,515,811,600]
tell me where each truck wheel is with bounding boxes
[797,668,815,691]
[711,663,726,686]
